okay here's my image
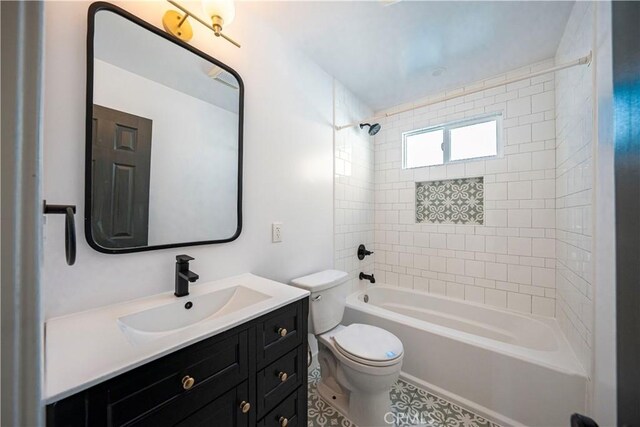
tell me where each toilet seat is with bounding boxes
[331,324,403,367]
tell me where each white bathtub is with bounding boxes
[343,286,587,427]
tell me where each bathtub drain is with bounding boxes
[363,294,369,303]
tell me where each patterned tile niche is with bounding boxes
[415,177,484,225]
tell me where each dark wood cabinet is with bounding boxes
[46,298,308,427]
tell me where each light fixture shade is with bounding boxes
[202,0,235,26]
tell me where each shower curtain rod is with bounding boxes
[335,51,592,131]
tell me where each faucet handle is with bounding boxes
[357,244,374,260]
[176,254,195,263]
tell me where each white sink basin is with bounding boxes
[45,273,310,403]
[118,286,270,341]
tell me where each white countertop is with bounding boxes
[44,273,309,404]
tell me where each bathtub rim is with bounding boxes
[346,285,587,378]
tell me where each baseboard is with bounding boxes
[399,371,523,427]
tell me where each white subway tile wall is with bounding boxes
[372,59,557,316]
[334,81,375,292]
[555,1,594,373]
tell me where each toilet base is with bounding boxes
[316,376,394,427]
[316,379,351,421]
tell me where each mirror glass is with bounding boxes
[87,6,242,253]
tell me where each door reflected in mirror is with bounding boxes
[87,4,243,253]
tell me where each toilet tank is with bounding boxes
[291,270,349,335]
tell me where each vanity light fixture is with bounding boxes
[162,0,241,48]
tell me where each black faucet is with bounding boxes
[175,255,199,297]
[359,272,375,284]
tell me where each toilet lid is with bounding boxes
[332,324,403,364]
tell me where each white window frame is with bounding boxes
[402,112,503,169]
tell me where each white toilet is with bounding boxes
[291,270,403,427]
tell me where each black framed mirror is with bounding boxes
[85,2,243,254]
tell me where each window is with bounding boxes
[402,113,501,169]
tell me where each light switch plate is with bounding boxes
[272,222,283,243]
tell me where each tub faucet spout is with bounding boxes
[359,272,375,284]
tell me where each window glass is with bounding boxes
[404,129,444,168]
[402,114,500,169]
[450,120,497,161]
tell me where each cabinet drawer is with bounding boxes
[256,346,304,417]
[108,331,248,426]
[181,330,249,392]
[258,387,306,427]
[134,381,251,427]
[256,302,305,368]
[175,381,250,427]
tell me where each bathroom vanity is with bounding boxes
[45,274,309,427]
[46,4,307,424]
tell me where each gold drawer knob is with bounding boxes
[278,371,288,382]
[240,401,251,414]
[279,416,288,427]
[277,328,288,337]
[182,375,195,390]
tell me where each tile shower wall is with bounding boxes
[373,60,557,315]
[555,1,594,372]
[334,81,375,292]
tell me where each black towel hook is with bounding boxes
[43,200,77,266]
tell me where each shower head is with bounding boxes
[359,123,381,136]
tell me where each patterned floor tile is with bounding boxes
[307,368,501,427]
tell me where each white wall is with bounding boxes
[333,80,375,293]
[554,1,595,375]
[43,1,334,318]
[372,60,558,316]
[592,2,616,423]
[94,59,239,244]
[555,4,618,421]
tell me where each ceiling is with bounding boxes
[241,1,574,111]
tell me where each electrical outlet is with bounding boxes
[272,222,283,243]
